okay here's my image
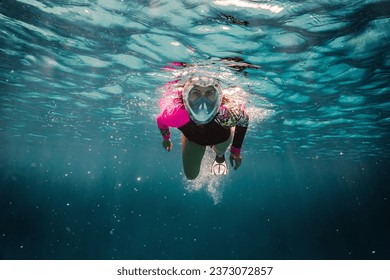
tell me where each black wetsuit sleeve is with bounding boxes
[232,125,248,149]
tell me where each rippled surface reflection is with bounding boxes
[1,0,389,159]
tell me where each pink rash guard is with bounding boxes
[156,105,190,136]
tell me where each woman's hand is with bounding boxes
[162,139,172,152]
[229,152,242,170]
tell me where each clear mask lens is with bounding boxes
[183,77,222,124]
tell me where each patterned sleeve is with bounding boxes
[216,102,249,128]
[215,101,249,150]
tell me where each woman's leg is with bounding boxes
[181,134,206,180]
[212,128,233,157]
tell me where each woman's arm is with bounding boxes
[156,106,191,141]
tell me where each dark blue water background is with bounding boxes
[1,0,389,259]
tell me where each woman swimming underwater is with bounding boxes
[156,71,249,180]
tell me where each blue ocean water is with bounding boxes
[0,0,389,260]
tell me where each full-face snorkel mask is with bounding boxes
[182,76,223,125]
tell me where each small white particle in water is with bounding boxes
[66,203,70,206]
[137,177,141,181]
[20,245,24,249]
[372,250,376,254]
